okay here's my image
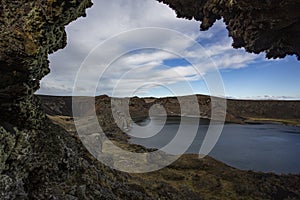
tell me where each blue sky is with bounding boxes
[37,0,300,100]
[220,56,300,99]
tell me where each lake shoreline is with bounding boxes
[129,116,300,174]
[47,114,300,199]
[132,115,300,127]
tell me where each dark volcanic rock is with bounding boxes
[0,0,92,128]
[157,0,300,60]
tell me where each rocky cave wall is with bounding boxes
[0,0,92,129]
[0,0,94,198]
[157,0,300,59]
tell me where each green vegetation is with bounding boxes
[246,118,300,127]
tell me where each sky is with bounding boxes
[37,0,300,100]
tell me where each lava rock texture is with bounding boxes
[0,0,92,128]
[157,0,300,59]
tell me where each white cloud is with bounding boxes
[37,0,262,97]
[231,95,300,100]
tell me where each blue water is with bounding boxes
[129,117,300,174]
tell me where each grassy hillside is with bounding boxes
[38,94,300,126]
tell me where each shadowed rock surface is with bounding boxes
[157,0,300,59]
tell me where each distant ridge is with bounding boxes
[37,94,300,126]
